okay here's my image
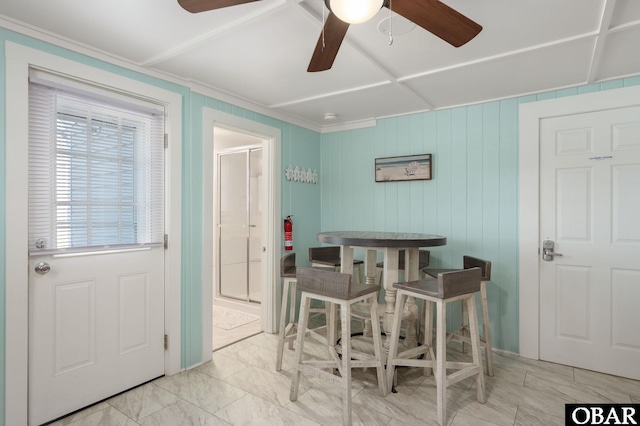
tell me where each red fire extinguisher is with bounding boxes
[284,216,293,251]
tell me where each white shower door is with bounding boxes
[218,147,263,303]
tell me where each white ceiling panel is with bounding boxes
[404,37,595,108]
[609,0,640,27]
[1,0,639,129]
[274,82,430,124]
[596,26,640,81]
[152,6,391,106]
[0,0,287,61]
[346,0,606,78]
[352,0,604,51]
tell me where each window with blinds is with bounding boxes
[28,76,165,255]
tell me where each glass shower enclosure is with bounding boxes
[218,147,262,303]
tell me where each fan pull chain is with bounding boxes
[388,0,393,45]
[322,1,326,51]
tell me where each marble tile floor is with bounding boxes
[212,313,263,351]
[50,331,640,426]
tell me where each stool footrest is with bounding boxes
[449,331,488,348]
[446,365,482,387]
[389,358,429,369]
[346,358,385,368]
[390,356,479,374]
[282,325,328,342]
[392,345,431,361]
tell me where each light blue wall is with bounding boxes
[319,76,640,353]
[0,28,322,425]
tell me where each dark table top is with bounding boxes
[317,231,447,248]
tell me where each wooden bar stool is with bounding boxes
[425,256,494,376]
[276,253,330,371]
[309,246,364,283]
[289,267,387,426]
[386,268,486,426]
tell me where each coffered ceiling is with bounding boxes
[1,0,639,131]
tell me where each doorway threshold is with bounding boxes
[214,297,261,317]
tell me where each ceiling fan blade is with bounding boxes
[178,0,260,13]
[307,13,350,72]
[389,0,482,47]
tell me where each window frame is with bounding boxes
[28,78,165,255]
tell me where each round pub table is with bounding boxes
[317,231,447,348]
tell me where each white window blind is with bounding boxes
[28,77,164,255]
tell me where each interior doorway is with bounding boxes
[216,129,264,307]
[201,108,281,358]
[212,128,264,349]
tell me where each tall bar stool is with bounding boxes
[424,256,494,376]
[290,267,387,426]
[309,246,364,283]
[276,253,330,371]
[386,268,486,426]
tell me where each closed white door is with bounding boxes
[28,81,166,425]
[29,249,165,425]
[539,106,640,380]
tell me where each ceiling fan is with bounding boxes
[177,0,482,72]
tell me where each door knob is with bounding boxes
[542,240,563,261]
[35,262,51,275]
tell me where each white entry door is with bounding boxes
[27,80,166,425]
[28,249,165,425]
[539,105,640,380]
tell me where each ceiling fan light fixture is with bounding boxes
[329,0,384,24]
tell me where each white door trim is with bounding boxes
[202,108,281,360]
[4,42,183,426]
[518,84,640,359]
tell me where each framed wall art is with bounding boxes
[375,154,432,182]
